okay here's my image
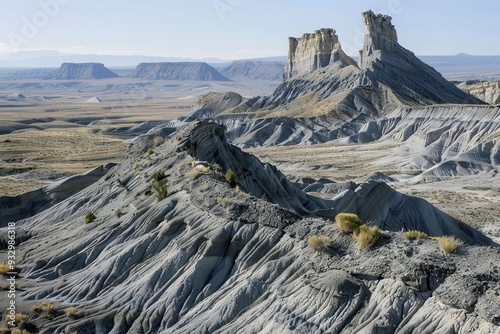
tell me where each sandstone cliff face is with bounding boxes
[50,62,119,80]
[358,10,398,67]
[284,28,357,80]
[128,62,230,81]
[460,81,500,104]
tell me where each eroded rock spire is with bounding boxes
[359,10,398,68]
[284,28,356,80]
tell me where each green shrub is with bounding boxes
[308,235,332,252]
[85,212,96,224]
[225,168,236,187]
[153,169,166,182]
[114,209,122,217]
[335,213,363,233]
[404,230,428,241]
[147,148,154,157]
[154,179,168,201]
[436,236,461,254]
[352,225,382,249]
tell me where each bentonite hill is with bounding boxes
[0,11,499,334]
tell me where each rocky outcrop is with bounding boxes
[284,28,357,80]
[220,60,284,81]
[356,10,482,105]
[460,80,500,104]
[280,11,482,109]
[49,63,119,80]
[358,10,398,67]
[128,62,230,81]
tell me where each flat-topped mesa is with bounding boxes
[359,10,398,68]
[51,62,120,80]
[128,62,230,81]
[284,28,356,80]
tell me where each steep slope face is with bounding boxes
[220,60,285,81]
[128,62,230,81]
[358,11,483,105]
[346,105,500,181]
[460,80,500,104]
[4,122,498,334]
[49,63,119,79]
[0,164,115,227]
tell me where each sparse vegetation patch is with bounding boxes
[32,301,56,319]
[404,230,428,241]
[186,168,201,180]
[0,263,13,275]
[308,235,332,252]
[84,212,96,224]
[4,313,27,327]
[153,136,164,147]
[64,306,77,317]
[154,179,168,202]
[436,236,461,254]
[225,168,236,187]
[152,169,166,182]
[352,225,382,249]
[335,213,363,233]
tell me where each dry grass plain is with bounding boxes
[0,78,278,196]
[0,127,128,195]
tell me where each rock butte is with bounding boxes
[221,60,285,81]
[49,62,120,80]
[128,62,231,81]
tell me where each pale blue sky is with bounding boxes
[0,0,498,59]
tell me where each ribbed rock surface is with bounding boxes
[346,105,500,180]
[460,80,500,104]
[220,60,285,81]
[3,122,498,334]
[128,62,230,81]
[0,164,115,227]
[49,63,119,80]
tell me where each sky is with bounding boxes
[0,0,498,60]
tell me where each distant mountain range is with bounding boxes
[0,50,231,67]
[1,50,500,81]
